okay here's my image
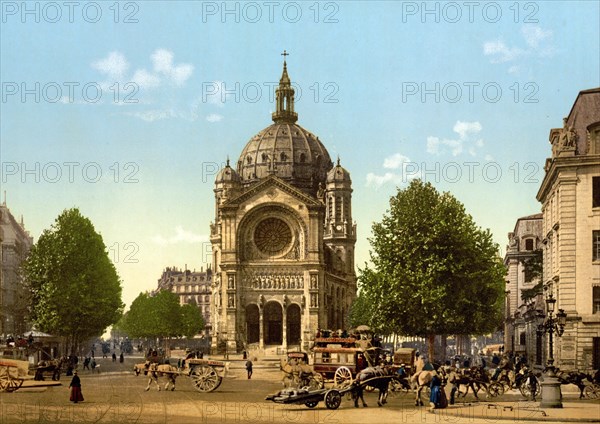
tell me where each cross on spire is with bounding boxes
[281,50,289,61]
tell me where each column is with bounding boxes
[259,308,264,350]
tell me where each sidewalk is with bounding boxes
[440,400,600,422]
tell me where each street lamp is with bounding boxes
[536,293,567,408]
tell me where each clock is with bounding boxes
[253,217,292,256]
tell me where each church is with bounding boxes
[210,55,357,355]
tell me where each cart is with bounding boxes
[135,357,229,392]
[266,374,393,410]
[0,358,30,392]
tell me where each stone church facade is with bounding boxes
[210,59,357,355]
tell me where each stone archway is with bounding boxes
[264,301,282,344]
[286,304,301,345]
[246,304,260,344]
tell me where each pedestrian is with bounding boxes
[245,359,253,379]
[83,357,90,370]
[69,370,84,403]
[119,353,124,363]
[90,358,96,373]
[428,371,447,413]
[112,353,116,362]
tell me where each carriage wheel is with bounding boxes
[190,365,221,392]
[325,389,342,410]
[7,378,23,393]
[305,400,318,408]
[487,382,504,397]
[334,367,353,388]
[584,385,599,399]
[309,373,324,390]
[0,369,9,392]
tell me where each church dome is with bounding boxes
[327,160,352,184]
[235,57,333,194]
[237,122,332,193]
[215,160,240,184]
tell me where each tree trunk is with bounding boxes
[440,334,447,362]
[427,334,435,362]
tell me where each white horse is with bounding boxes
[144,363,178,391]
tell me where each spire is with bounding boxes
[272,50,298,124]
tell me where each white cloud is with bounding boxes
[125,109,173,122]
[206,113,224,123]
[484,25,555,68]
[483,40,524,63]
[150,48,194,86]
[522,26,552,48]
[427,121,483,157]
[383,153,411,169]
[91,51,129,79]
[132,69,161,89]
[366,153,421,188]
[152,226,208,245]
[453,121,482,140]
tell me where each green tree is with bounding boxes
[23,208,124,354]
[121,291,205,345]
[359,180,506,360]
[180,303,205,339]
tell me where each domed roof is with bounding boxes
[216,160,240,184]
[327,159,352,184]
[235,57,334,195]
[237,122,333,193]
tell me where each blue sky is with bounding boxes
[1,1,599,307]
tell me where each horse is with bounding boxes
[279,358,300,388]
[144,362,178,391]
[446,366,487,403]
[556,370,594,399]
[411,363,444,406]
[351,366,393,408]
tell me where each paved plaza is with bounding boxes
[1,355,598,424]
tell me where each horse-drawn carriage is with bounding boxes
[0,358,29,392]
[134,356,229,393]
[312,336,385,387]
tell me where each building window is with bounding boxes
[594,231,600,261]
[594,176,600,208]
[525,238,534,251]
[594,287,600,314]
[519,333,526,345]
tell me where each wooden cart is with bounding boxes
[0,358,30,392]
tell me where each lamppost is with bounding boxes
[536,293,567,408]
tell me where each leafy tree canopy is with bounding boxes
[120,290,204,340]
[358,180,506,353]
[23,208,124,352]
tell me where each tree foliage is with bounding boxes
[359,180,506,358]
[120,290,204,340]
[23,208,124,353]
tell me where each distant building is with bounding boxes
[536,88,600,371]
[155,266,213,336]
[503,213,544,364]
[0,202,34,337]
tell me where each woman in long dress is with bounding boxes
[69,370,84,403]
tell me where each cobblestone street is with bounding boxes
[1,356,598,424]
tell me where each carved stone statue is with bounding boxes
[561,118,577,149]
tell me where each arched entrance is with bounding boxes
[246,304,259,344]
[286,304,301,345]
[264,301,282,344]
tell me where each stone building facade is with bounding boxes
[0,202,34,337]
[155,266,213,336]
[536,88,600,371]
[210,59,357,355]
[503,213,544,364]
